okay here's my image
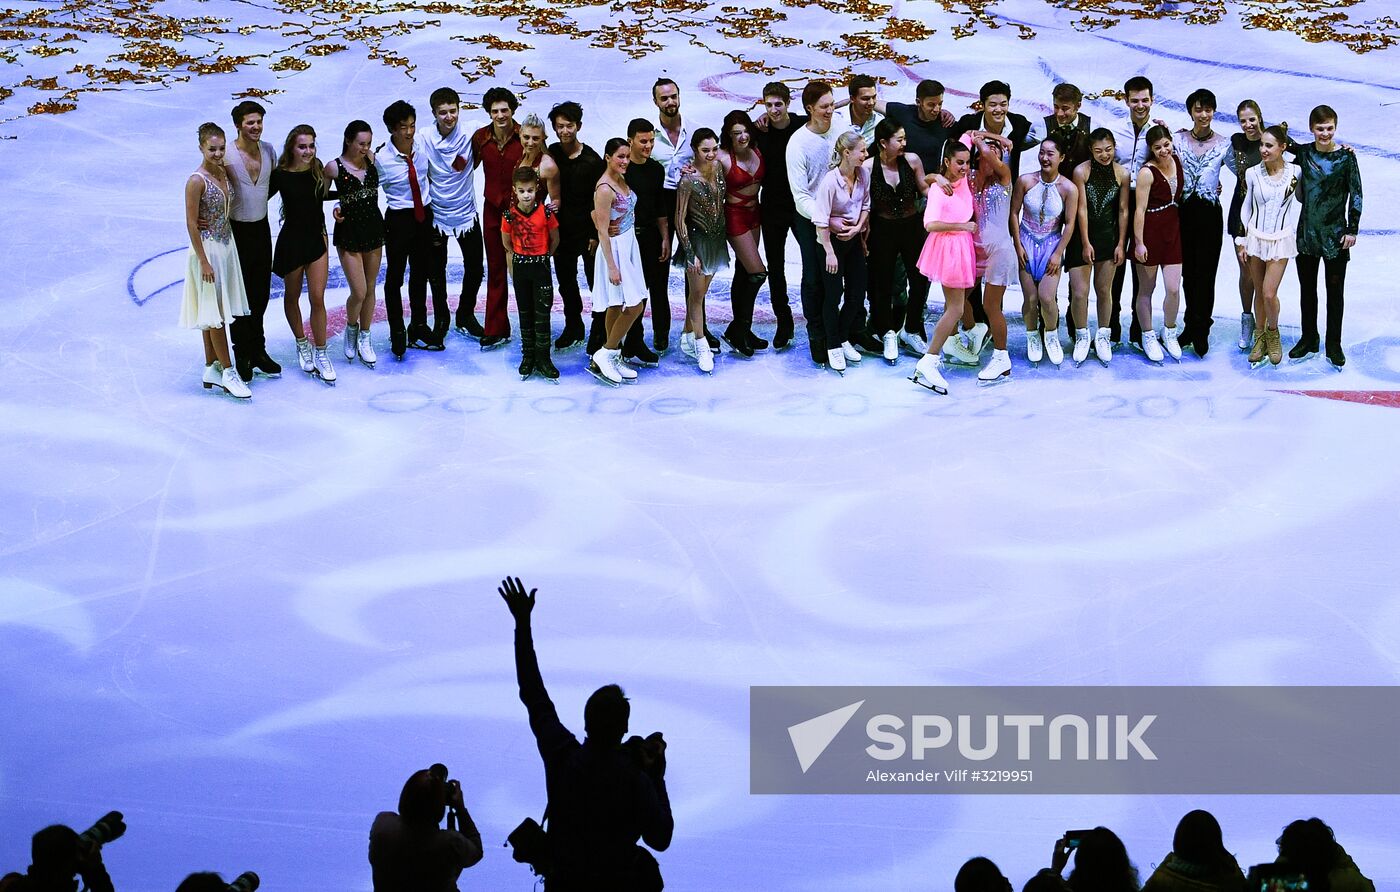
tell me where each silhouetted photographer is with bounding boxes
[368,765,483,891]
[173,871,259,892]
[499,577,673,891]
[0,814,124,892]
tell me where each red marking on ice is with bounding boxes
[322,295,471,334]
[1274,390,1400,408]
[894,64,1050,115]
[699,72,757,104]
[895,64,976,101]
[324,304,387,335]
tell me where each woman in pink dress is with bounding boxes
[911,139,976,394]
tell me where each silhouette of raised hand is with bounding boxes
[499,576,537,622]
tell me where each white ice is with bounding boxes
[3,0,1400,888]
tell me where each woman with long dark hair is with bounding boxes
[674,128,730,374]
[910,138,976,394]
[1065,826,1141,892]
[1141,810,1246,892]
[863,118,931,365]
[718,110,768,356]
[589,137,649,385]
[1275,817,1375,892]
[1132,124,1184,363]
[326,119,384,369]
[271,124,337,383]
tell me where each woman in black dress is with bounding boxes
[326,120,385,369]
[272,124,337,383]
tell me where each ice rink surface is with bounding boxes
[3,0,1400,887]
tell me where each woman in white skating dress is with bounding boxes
[1234,125,1300,366]
[181,122,252,398]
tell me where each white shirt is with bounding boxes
[786,124,841,221]
[375,141,430,213]
[653,119,691,191]
[1112,115,1156,189]
[831,107,883,144]
[224,139,276,222]
[415,122,478,235]
[1173,128,1230,202]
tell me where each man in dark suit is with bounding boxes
[1044,82,1093,176]
[1044,83,1093,336]
[953,80,1040,175]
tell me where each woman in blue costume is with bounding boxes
[1011,136,1078,366]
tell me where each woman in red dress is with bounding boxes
[718,110,768,356]
[1132,124,1184,363]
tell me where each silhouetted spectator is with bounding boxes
[955,856,1013,892]
[1142,810,1246,892]
[368,767,483,891]
[175,872,258,892]
[0,825,114,892]
[1024,868,1073,892]
[1055,826,1140,892]
[499,576,673,890]
[1275,818,1375,892]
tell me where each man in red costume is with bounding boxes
[470,86,524,349]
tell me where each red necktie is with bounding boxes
[406,152,425,223]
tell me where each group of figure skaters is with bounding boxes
[181,72,1362,398]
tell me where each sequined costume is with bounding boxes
[181,170,251,330]
[1064,159,1121,269]
[592,181,648,309]
[1294,143,1362,260]
[973,178,1017,287]
[331,161,384,253]
[1018,174,1065,284]
[675,167,730,276]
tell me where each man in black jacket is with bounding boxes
[500,577,673,891]
[953,80,1040,176]
[1044,83,1093,337]
[547,101,606,350]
